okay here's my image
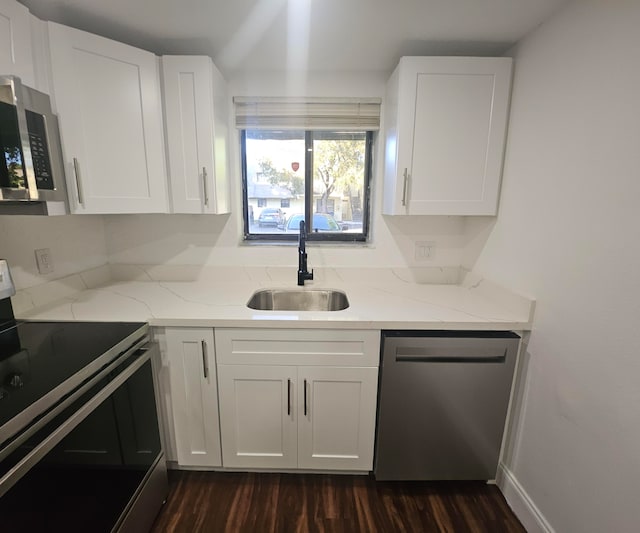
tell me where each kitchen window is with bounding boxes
[235,97,380,242]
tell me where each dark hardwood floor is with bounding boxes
[150,471,526,533]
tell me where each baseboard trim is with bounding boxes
[496,464,555,533]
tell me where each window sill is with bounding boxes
[239,239,374,248]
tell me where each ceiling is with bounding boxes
[19,0,570,77]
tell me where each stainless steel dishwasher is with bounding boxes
[374,330,520,481]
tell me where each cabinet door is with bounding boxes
[166,328,221,467]
[47,22,168,214]
[0,0,35,87]
[297,366,378,471]
[384,57,512,216]
[218,365,297,469]
[162,56,230,214]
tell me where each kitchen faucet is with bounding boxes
[297,220,314,286]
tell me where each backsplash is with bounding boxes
[0,215,108,290]
[10,264,111,315]
[10,264,465,316]
[1,210,494,294]
[102,214,493,270]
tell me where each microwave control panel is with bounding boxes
[26,110,54,190]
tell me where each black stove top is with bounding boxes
[0,320,147,442]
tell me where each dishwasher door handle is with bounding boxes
[395,347,507,364]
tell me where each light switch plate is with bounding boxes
[35,248,54,275]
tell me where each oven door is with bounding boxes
[0,343,167,533]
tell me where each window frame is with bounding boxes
[241,129,373,243]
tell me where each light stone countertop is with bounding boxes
[12,265,535,331]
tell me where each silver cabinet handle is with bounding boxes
[401,168,409,207]
[73,158,84,205]
[202,167,209,207]
[287,379,291,415]
[201,340,209,379]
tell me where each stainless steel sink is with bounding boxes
[247,289,349,311]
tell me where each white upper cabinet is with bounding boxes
[161,56,230,214]
[0,0,35,87]
[47,22,168,214]
[383,57,512,216]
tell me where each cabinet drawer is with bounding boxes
[215,328,380,366]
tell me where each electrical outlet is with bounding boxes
[414,241,435,261]
[35,248,54,275]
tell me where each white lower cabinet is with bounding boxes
[165,327,222,467]
[216,328,380,471]
[217,365,297,469]
[297,366,378,470]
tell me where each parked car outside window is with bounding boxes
[285,213,344,233]
[258,207,285,228]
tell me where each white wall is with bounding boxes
[103,71,490,271]
[0,215,107,289]
[0,70,488,289]
[470,1,640,531]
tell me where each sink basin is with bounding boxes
[247,289,349,311]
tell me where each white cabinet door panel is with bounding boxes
[383,57,512,216]
[412,72,495,203]
[162,55,230,214]
[218,365,297,469]
[166,328,221,467]
[48,22,168,214]
[0,0,35,87]
[174,69,203,206]
[75,52,151,199]
[297,367,378,471]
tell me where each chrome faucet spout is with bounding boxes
[297,220,314,286]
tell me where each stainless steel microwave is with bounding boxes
[0,75,68,215]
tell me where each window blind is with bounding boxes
[234,97,381,131]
